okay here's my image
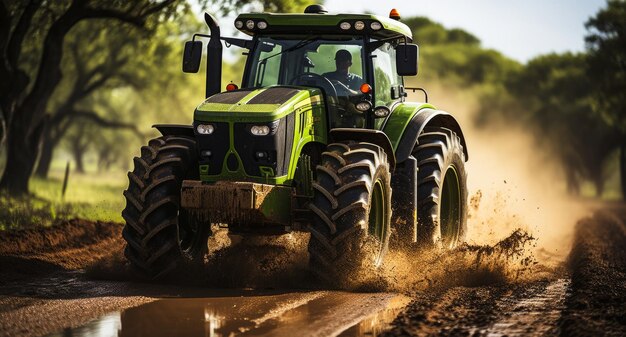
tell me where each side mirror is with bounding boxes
[396,44,419,76]
[183,41,202,73]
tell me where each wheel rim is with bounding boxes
[440,166,461,247]
[368,178,388,264]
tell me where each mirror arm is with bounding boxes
[192,34,253,50]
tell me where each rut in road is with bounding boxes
[380,278,570,337]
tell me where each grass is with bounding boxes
[0,168,127,230]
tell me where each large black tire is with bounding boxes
[307,142,392,283]
[414,127,468,248]
[122,135,210,279]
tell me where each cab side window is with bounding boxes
[372,42,402,107]
[252,42,283,87]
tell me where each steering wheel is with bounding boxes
[290,72,338,101]
[329,79,358,97]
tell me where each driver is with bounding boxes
[323,49,363,94]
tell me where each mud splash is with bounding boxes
[88,223,540,293]
[335,227,539,293]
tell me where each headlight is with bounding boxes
[354,21,365,30]
[250,125,271,136]
[234,20,243,29]
[373,106,390,117]
[196,124,215,135]
[340,22,351,30]
[257,21,268,29]
[370,22,382,30]
[356,101,372,111]
[245,20,255,30]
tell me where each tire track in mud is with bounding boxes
[380,278,570,337]
[484,279,570,336]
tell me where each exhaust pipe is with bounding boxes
[204,13,222,98]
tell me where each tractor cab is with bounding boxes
[183,5,419,130]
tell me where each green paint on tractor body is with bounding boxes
[177,7,464,230]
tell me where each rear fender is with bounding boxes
[329,128,396,170]
[153,124,195,138]
[394,109,469,163]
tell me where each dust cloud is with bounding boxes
[435,87,589,266]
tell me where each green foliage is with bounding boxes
[512,53,618,191]
[204,0,321,14]
[0,170,125,229]
[403,16,519,87]
[585,0,626,133]
[0,193,72,230]
[404,17,480,46]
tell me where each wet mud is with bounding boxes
[1,204,625,336]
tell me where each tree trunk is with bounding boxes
[73,144,85,174]
[593,174,605,198]
[0,125,39,195]
[619,138,626,200]
[34,132,55,178]
[72,139,86,173]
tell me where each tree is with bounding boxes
[499,53,619,195]
[34,19,169,178]
[585,0,626,198]
[0,0,179,195]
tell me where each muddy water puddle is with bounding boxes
[46,291,409,337]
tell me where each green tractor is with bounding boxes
[122,5,469,280]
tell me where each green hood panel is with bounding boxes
[195,86,323,122]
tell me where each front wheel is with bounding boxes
[121,135,210,279]
[414,127,468,248]
[307,142,392,284]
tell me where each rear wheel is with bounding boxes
[307,142,392,283]
[122,135,210,279]
[414,127,467,248]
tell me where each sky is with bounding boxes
[201,0,607,64]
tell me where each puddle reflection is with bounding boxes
[48,293,407,337]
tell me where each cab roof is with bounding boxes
[234,13,413,41]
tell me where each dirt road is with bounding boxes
[1,207,625,337]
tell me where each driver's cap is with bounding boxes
[335,49,352,61]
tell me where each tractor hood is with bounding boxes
[195,86,323,122]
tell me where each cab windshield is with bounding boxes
[246,36,365,91]
[245,36,367,127]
